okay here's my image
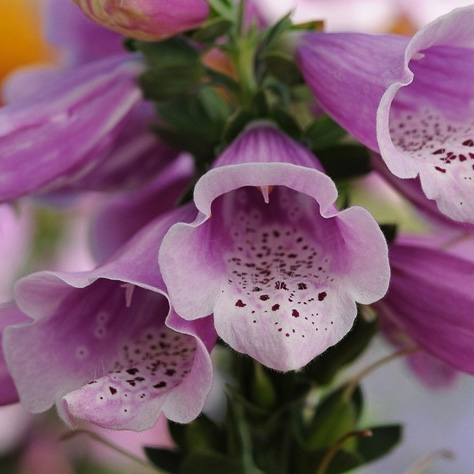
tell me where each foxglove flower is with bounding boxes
[3,206,216,430]
[374,240,474,377]
[297,6,474,224]
[160,123,390,371]
[72,0,210,41]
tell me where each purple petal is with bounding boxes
[4,206,215,430]
[44,0,124,66]
[0,303,30,405]
[0,55,144,201]
[160,125,390,371]
[375,242,474,375]
[91,154,194,262]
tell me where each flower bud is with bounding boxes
[72,0,210,41]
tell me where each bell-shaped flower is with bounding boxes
[71,0,210,42]
[373,239,474,378]
[297,6,474,224]
[159,123,390,372]
[0,55,177,201]
[2,206,216,431]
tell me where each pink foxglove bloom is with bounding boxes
[160,124,390,371]
[374,240,474,377]
[71,0,210,41]
[297,6,474,224]
[2,206,216,430]
[380,314,459,389]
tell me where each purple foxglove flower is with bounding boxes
[373,240,474,377]
[91,153,194,262]
[379,312,459,389]
[3,206,216,430]
[159,123,390,371]
[0,55,177,201]
[72,0,210,42]
[297,6,474,224]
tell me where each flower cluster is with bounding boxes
[0,0,473,472]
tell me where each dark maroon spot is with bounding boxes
[135,377,145,382]
[463,139,474,147]
[126,380,136,387]
[165,369,176,376]
[109,386,117,395]
[235,299,246,307]
[285,333,290,337]
[432,148,445,155]
[318,292,327,301]
[260,294,270,301]
[292,309,300,318]
[88,381,97,385]
[288,254,297,259]
[252,287,262,292]
[434,166,446,173]
[272,304,280,311]
[153,381,167,389]
[297,283,307,290]
[459,154,467,162]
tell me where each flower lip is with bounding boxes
[160,125,390,371]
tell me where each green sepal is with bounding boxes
[205,0,236,22]
[144,447,184,473]
[357,424,403,464]
[263,51,303,85]
[260,13,293,50]
[292,386,360,451]
[179,452,247,474]
[222,107,256,144]
[304,315,378,385]
[135,38,200,69]
[316,145,372,181]
[193,17,234,42]
[269,107,302,139]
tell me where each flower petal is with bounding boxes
[0,55,144,201]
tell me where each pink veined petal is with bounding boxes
[375,242,474,375]
[0,55,144,201]
[160,124,390,371]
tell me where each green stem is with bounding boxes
[238,0,248,37]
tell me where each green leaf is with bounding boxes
[193,18,233,42]
[168,422,188,450]
[293,388,358,451]
[135,38,200,68]
[304,115,347,151]
[264,51,303,85]
[316,145,372,181]
[304,316,378,386]
[292,445,363,474]
[179,453,246,474]
[261,13,293,50]
[251,362,277,409]
[205,0,235,22]
[144,447,183,473]
[357,424,403,464]
[186,415,227,454]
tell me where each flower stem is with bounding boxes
[60,429,157,472]
[316,430,373,474]
[403,449,455,474]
